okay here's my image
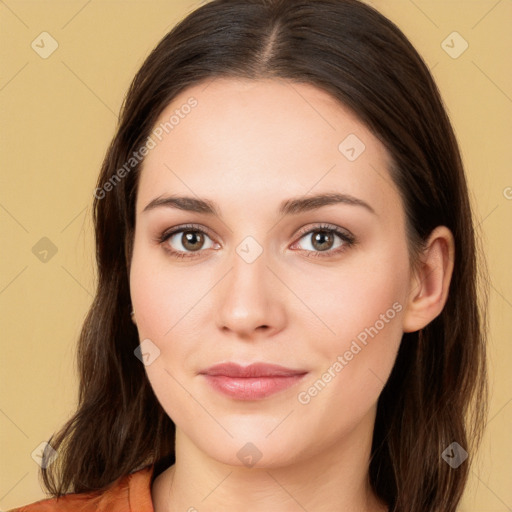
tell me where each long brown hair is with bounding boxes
[41,1,488,510]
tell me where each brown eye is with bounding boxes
[291,224,356,259]
[181,231,205,252]
[296,229,346,253]
[160,226,216,257]
[310,230,335,251]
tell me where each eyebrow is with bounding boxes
[142,192,376,217]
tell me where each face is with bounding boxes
[129,78,412,468]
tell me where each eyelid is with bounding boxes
[294,223,354,243]
[158,223,215,242]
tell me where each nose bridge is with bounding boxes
[215,236,285,336]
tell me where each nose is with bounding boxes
[215,250,287,340]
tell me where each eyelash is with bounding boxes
[157,223,356,260]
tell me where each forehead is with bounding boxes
[136,78,400,220]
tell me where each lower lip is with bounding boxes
[202,374,307,400]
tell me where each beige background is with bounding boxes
[0,0,510,510]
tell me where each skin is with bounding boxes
[129,78,454,512]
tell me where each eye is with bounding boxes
[158,224,218,259]
[291,223,355,258]
[157,223,355,260]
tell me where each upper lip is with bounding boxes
[200,362,308,378]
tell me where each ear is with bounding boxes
[402,226,455,333]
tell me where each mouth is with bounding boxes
[199,362,308,400]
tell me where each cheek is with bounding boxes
[129,244,200,424]
[129,240,196,340]
[295,245,408,351]
[292,245,408,412]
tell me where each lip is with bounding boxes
[201,362,307,378]
[200,362,308,400]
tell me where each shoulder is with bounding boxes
[6,464,155,512]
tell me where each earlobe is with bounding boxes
[402,226,455,333]
[130,310,137,326]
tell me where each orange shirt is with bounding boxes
[7,464,155,512]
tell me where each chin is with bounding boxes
[194,430,303,469]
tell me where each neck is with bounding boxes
[152,407,387,512]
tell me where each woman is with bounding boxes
[10,0,487,510]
